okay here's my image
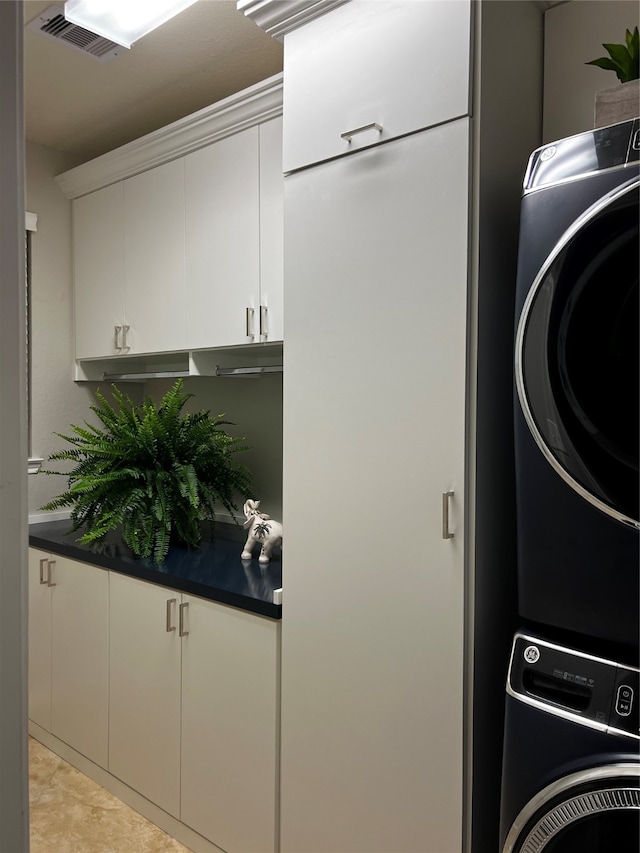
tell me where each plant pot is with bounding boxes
[594,79,640,128]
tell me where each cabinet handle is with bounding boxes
[121,325,130,350]
[47,559,56,587]
[39,558,48,585]
[340,122,383,142]
[442,491,454,540]
[179,602,189,637]
[246,307,255,338]
[114,325,122,350]
[166,598,176,632]
[259,305,267,337]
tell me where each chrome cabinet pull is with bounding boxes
[166,598,176,632]
[259,305,267,337]
[114,325,122,350]
[179,602,189,637]
[47,559,56,587]
[121,325,130,350]
[39,558,48,585]
[340,122,383,142]
[442,491,454,540]
[246,307,255,338]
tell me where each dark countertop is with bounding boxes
[29,519,282,619]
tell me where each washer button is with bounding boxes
[615,685,634,717]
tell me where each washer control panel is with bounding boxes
[508,633,639,738]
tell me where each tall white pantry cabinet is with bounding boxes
[241,0,543,850]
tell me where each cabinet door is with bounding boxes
[50,557,109,768]
[109,573,182,818]
[28,549,52,731]
[258,117,284,343]
[283,0,471,172]
[124,158,187,354]
[181,597,279,853]
[281,120,469,852]
[73,182,125,359]
[185,127,260,349]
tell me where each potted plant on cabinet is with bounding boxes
[41,379,253,563]
[586,26,639,127]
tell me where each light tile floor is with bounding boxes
[29,737,192,853]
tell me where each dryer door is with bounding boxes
[515,178,639,528]
[503,765,640,853]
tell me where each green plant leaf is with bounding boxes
[586,26,640,82]
[40,379,253,563]
[602,42,634,82]
[626,26,639,63]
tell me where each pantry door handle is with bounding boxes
[179,602,189,637]
[246,307,255,338]
[166,598,176,632]
[259,305,267,337]
[121,325,130,350]
[340,122,383,142]
[442,491,454,540]
[39,558,48,585]
[47,559,56,587]
[114,325,122,350]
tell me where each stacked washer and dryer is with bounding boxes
[500,118,640,851]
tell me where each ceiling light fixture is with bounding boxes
[64,0,198,49]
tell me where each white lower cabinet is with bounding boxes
[28,549,53,731]
[29,551,280,852]
[108,572,280,853]
[28,549,109,768]
[180,595,279,853]
[109,572,182,817]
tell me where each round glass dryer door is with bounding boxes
[503,766,640,853]
[516,179,639,528]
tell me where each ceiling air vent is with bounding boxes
[26,5,124,63]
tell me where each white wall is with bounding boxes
[26,141,283,524]
[544,0,640,142]
[26,141,101,516]
[145,375,283,521]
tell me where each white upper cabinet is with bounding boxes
[73,182,126,360]
[282,0,472,172]
[258,116,284,342]
[186,117,284,349]
[185,127,261,349]
[73,161,187,360]
[71,119,283,359]
[124,158,187,355]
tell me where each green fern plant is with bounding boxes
[41,380,252,563]
[586,26,639,83]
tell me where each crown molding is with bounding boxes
[56,73,283,199]
[238,0,349,39]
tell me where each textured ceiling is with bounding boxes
[24,0,283,165]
